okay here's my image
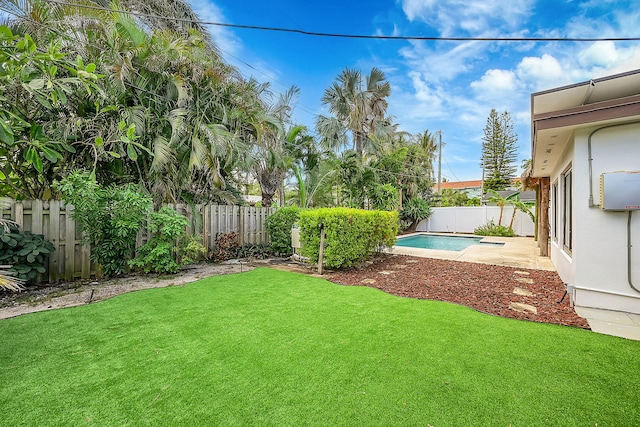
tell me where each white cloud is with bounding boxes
[400,0,534,36]
[188,0,242,55]
[516,54,567,91]
[410,72,441,104]
[578,41,624,67]
[399,39,485,82]
[471,69,517,92]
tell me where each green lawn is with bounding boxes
[1,268,639,426]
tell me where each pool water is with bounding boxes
[395,234,503,251]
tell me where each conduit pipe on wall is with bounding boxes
[629,211,639,294]
[587,121,640,207]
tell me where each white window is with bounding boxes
[552,181,558,242]
[562,167,572,254]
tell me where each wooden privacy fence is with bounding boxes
[0,200,275,283]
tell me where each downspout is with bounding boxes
[588,120,640,207]
[628,211,639,293]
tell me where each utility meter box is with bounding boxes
[600,171,640,210]
[291,226,301,250]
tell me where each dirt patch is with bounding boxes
[0,262,254,320]
[326,254,589,329]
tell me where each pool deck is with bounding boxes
[390,233,555,271]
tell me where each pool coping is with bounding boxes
[389,232,555,271]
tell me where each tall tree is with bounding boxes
[316,67,391,158]
[481,109,518,192]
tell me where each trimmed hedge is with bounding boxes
[266,206,301,255]
[298,208,398,269]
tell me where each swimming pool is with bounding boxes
[395,233,504,251]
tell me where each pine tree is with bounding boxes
[481,109,518,192]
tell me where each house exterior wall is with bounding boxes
[551,124,640,339]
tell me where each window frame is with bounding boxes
[562,166,572,254]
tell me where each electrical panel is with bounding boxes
[600,171,640,210]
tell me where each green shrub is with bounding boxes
[234,243,276,260]
[177,235,207,265]
[400,197,432,231]
[266,206,301,255]
[0,223,54,283]
[474,220,516,237]
[298,208,398,269]
[56,171,151,277]
[369,183,400,211]
[129,207,190,274]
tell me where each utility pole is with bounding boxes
[480,155,485,205]
[437,131,442,194]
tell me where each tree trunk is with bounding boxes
[261,191,273,208]
[538,178,550,256]
[509,207,517,229]
[355,131,363,158]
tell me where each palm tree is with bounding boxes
[316,67,391,158]
[487,189,510,226]
[508,193,535,230]
[247,86,303,208]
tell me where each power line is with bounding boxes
[44,1,640,43]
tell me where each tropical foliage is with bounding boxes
[55,172,151,277]
[0,1,446,278]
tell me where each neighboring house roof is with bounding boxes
[531,68,640,177]
[433,178,522,192]
[435,180,483,191]
[482,190,536,204]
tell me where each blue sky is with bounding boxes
[189,0,640,182]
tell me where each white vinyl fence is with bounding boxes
[417,206,535,236]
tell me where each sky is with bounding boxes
[191,1,637,181]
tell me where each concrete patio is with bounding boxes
[390,233,555,271]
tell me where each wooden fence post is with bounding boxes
[317,226,325,275]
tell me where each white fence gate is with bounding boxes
[417,206,535,236]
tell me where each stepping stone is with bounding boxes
[378,270,395,275]
[514,271,530,276]
[509,302,538,314]
[513,287,534,297]
[394,264,408,269]
[516,277,534,284]
[361,279,376,284]
[405,260,419,263]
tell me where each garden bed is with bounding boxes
[327,254,589,329]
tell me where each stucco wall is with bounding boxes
[554,123,640,316]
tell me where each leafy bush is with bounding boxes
[298,208,398,269]
[177,235,207,265]
[0,223,54,283]
[474,220,516,237]
[129,207,190,274]
[56,171,151,277]
[234,243,276,260]
[400,197,432,231]
[266,206,301,255]
[211,232,240,261]
[369,183,400,211]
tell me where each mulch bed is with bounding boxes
[326,254,590,329]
